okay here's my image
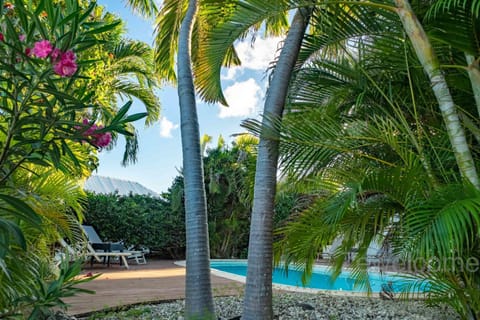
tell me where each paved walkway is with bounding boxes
[65,259,244,316]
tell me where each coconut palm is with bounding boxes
[240,8,312,320]
[176,0,217,318]
[120,0,219,316]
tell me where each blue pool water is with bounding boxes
[210,260,425,293]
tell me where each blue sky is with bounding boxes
[94,1,281,194]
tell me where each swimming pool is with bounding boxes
[210,260,424,293]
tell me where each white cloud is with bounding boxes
[218,78,262,118]
[159,117,178,138]
[221,67,242,80]
[234,36,284,71]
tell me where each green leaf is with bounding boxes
[111,101,133,124]
[0,194,41,227]
[61,141,81,169]
[83,21,122,36]
[0,217,27,252]
[121,112,148,124]
[50,143,61,168]
[78,2,96,24]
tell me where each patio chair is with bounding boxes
[57,235,132,269]
[82,225,147,267]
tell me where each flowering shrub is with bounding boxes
[0,0,145,255]
[0,1,149,318]
[4,36,79,77]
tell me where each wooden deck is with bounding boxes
[65,258,244,316]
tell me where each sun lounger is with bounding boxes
[82,225,147,268]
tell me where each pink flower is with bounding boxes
[33,40,53,58]
[50,48,62,61]
[62,50,76,61]
[77,119,112,148]
[25,47,32,56]
[53,59,77,77]
[94,132,112,148]
[53,50,77,77]
[19,34,25,42]
[0,34,4,42]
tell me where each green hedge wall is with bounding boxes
[83,192,185,258]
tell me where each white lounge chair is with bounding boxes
[82,225,147,268]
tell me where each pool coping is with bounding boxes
[174,259,416,298]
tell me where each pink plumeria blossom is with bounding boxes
[33,40,53,58]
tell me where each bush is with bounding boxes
[84,192,185,258]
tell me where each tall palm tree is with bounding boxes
[177,0,215,318]
[240,8,312,320]
[122,1,224,316]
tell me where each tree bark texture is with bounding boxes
[177,0,215,318]
[395,0,480,189]
[242,8,312,320]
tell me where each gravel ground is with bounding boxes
[81,293,459,320]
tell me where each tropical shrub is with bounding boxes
[84,191,186,257]
[0,0,153,316]
[14,257,98,319]
[203,135,256,258]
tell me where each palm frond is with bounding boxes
[122,0,158,19]
[195,0,293,104]
[426,0,480,19]
[121,126,139,166]
[154,0,186,83]
[400,183,480,260]
[111,80,161,126]
[296,3,399,66]
[425,4,479,54]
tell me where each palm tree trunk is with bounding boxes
[242,8,311,320]
[177,0,215,318]
[394,0,480,189]
[465,53,480,117]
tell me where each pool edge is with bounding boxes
[174,259,389,298]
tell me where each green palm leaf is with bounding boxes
[195,0,292,104]
[402,183,480,259]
